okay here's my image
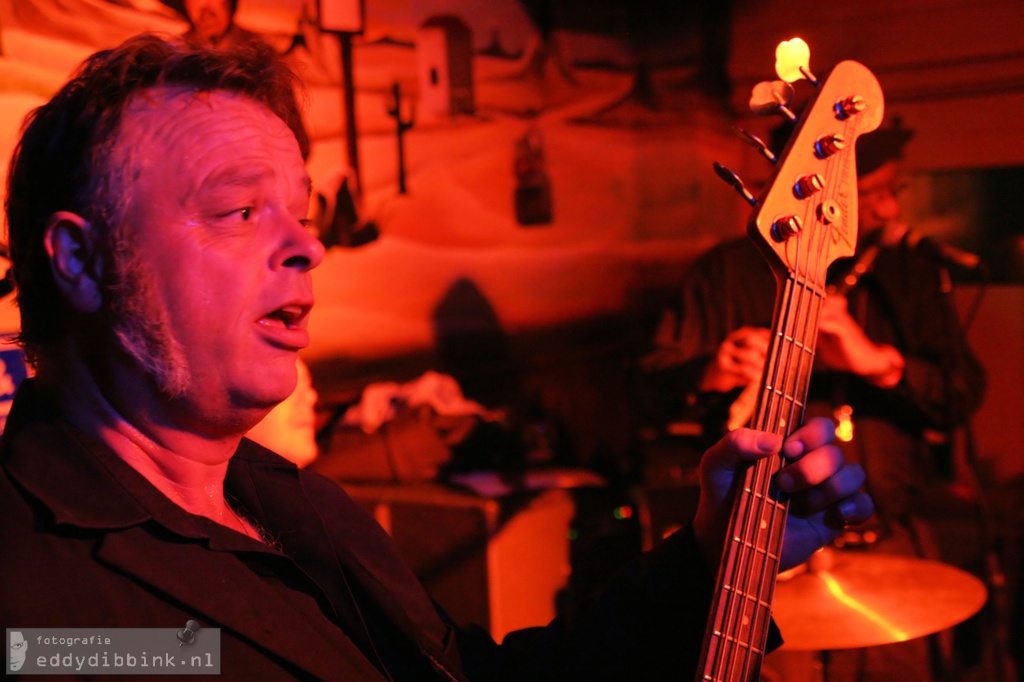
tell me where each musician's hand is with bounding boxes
[817,295,904,386]
[701,327,771,393]
[692,418,874,573]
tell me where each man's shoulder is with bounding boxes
[0,458,107,621]
[703,236,763,261]
[685,236,771,283]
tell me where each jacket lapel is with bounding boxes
[96,527,388,681]
[231,449,468,680]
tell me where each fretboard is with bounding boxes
[696,272,826,682]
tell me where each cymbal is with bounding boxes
[771,548,987,651]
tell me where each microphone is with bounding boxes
[906,230,983,270]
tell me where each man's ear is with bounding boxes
[44,211,105,314]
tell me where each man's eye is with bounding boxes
[238,207,252,221]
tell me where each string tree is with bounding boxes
[817,200,841,225]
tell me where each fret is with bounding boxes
[775,334,817,355]
[734,492,787,514]
[701,669,767,682]
[788,274,828,299]
[702,669,765,682]
[738,487,787,502]
[718,584,775,611]
[728,535,784,556]
[762,386,806,408]
[707,631,768,656]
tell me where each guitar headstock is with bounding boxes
[749,58,884,287]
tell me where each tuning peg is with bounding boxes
[770,215,803,242]
[775,38,818,85]
[733,127,777,164]
[713,162,757,206]
[814,133,847,158]
[834,95,868,120]
[749,80,797,120]
[793,173,825,199]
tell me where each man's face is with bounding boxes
[9,631,26,671]
[108,87,323,431]
[184,0,233,44]
[856,159,904,237]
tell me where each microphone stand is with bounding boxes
[939,258,1016,681]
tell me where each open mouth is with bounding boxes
[257,304,311,350]
[260,304,307,329]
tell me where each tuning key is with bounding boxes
[793,173,824,199]
[749,80,797,120]
[713,162,758,206]
[775,38,818,85]
[834,95,868,120]
[814,134,847,158]
[771,215,803,242]
[733,127,778,164]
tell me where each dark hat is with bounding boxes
[159,0,239,20]
[854,120,914,176]
[767,117,914,177]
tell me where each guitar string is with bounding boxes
[743,223,815,676]
[735,148,828,677]
[741,116,851,679]
[723,271,800,676]
[714,242,804,678]
[713,115,854,680]
[739,278,798,677]
[710,236,786,674]
[726,170,825,679]
[712,182,809,679]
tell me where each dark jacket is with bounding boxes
[640,235,987,526]
[1,380,719,680]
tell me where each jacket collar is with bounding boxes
[2,379,157,530]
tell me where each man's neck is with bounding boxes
[35,350,243,523]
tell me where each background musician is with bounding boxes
[638,121,987,680]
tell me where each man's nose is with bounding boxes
[875,194,901,220]
[275,219,326,272]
